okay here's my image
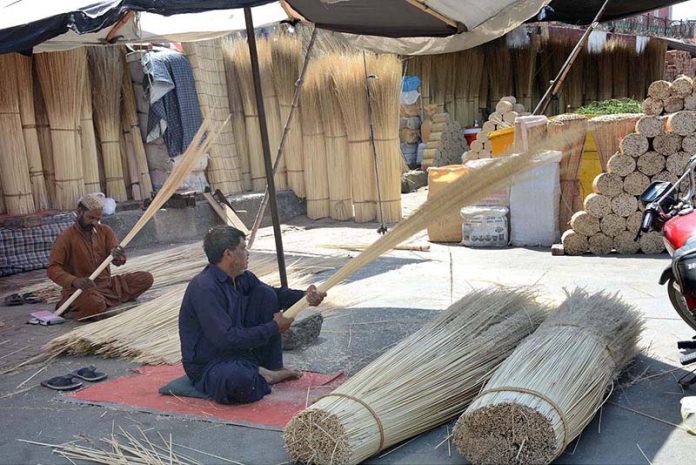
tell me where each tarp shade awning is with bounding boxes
[543,0,685,25]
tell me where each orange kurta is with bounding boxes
[47,224,153,319]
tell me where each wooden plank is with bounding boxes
[202,192,249,235]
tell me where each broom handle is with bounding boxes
[55,118,227,317]
[247,26,317,249]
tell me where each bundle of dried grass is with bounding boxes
[257,37,288,191]
[627,47,646,100]
[454,50,472,125]
[334,53,377,222]
[453,289,643,465]
[121,116,142,200]
[588,114,643,170]
[300,62,330,219]
[223,41,252,191]
[511,41,537,112]
[284,289,548,465]
[33,72,56,205]
[0,53,36,214]
[272,30,306,197]
[318,56,352,220]
[609,38,631,99]
[87,47,126,201]
[548,114,587,232]
[418,54,432,106]
[46,252,345,363]
[224,37,266,191]
[367,53,402,223]
[121,52,153,199]
[15,54,49,210]
[79,69,102,193]
[598,41,615,101]
[183,39,243,194]
[644,38,668,91]
[431,53,456,113]
[583,49,600,105]
[467,47,486,125]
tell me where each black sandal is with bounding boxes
[3,293,24,306]
[41,375,82,391]
[71,366,107,382]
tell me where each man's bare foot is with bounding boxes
[259,367,303,385]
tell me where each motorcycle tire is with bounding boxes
[667,278,696,332]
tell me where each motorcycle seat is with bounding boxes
[674,236,696,261]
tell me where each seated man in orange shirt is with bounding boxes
[47,194,153,320]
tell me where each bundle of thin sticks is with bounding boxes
[284,288,548,465]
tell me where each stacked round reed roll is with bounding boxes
[464,96,529,161]
[454,289,643,465]
[563,112,696,255]
[284,289,547,465]
[642,75,696,116]
[421,110,468,169]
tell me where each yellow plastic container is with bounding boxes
[579,132,603,199]
[489,127,515,156]
[427,165,470,242]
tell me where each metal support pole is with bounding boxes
[533,0,611,116]
[244,7,288,287]
[247,25,317,249]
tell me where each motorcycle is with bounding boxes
[639,155,696,375]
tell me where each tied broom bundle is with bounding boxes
[80,68,102,193]
[0,53,36,214]
[258,37,288,191]
[54,118,224,316]
[333,53,377,222]
[222,39,252,191]
[272,30,306,198]
[320,55,353,220]
[120,114,142,200]
[366,53,402,223]
[284,288,548,465]
[548,114,588,232]
[121,52,153,199]
[182,39,243,194]
[224,37,266,191]
[15,54,49,210]
[33,70,56,204]
[300,62,330,219]
[87,46,127,201]
[453,289,643,465]
[281,127,587,321]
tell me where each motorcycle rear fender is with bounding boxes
[659,266,674,285]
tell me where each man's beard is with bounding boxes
[78,218,96,232]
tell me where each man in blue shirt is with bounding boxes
[179,226,326,404]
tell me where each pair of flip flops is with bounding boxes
[4,292,43,306]
[41,366,107,391]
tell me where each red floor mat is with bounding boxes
[68,364,344,430]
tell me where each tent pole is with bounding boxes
[244,6,288,287]
[247,25,318,249]
[533,0,611,115]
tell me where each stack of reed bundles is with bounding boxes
[224,37,267,191]
[318,56,353,221]
[366,53,402,223]
[33,68,56,205]
[80,68,102,193]
[465,96,527,161]
[222,39,252,191]
[271,30,306,198]
[334,53,377,222]
[643,75,696,116]
[36,48,88,210]
[562,113,694,255]
[120,52,153,199]
[15,54,49,210]
[300,62,330,219]
[257,37,288,191]
[284,289,548,465]
[454,289,642,465]
[87,46,127,201]
[0,53,36,214]
[183,39,243,194]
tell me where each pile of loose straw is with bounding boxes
[284,288,548,465]
[453,289,643,465]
